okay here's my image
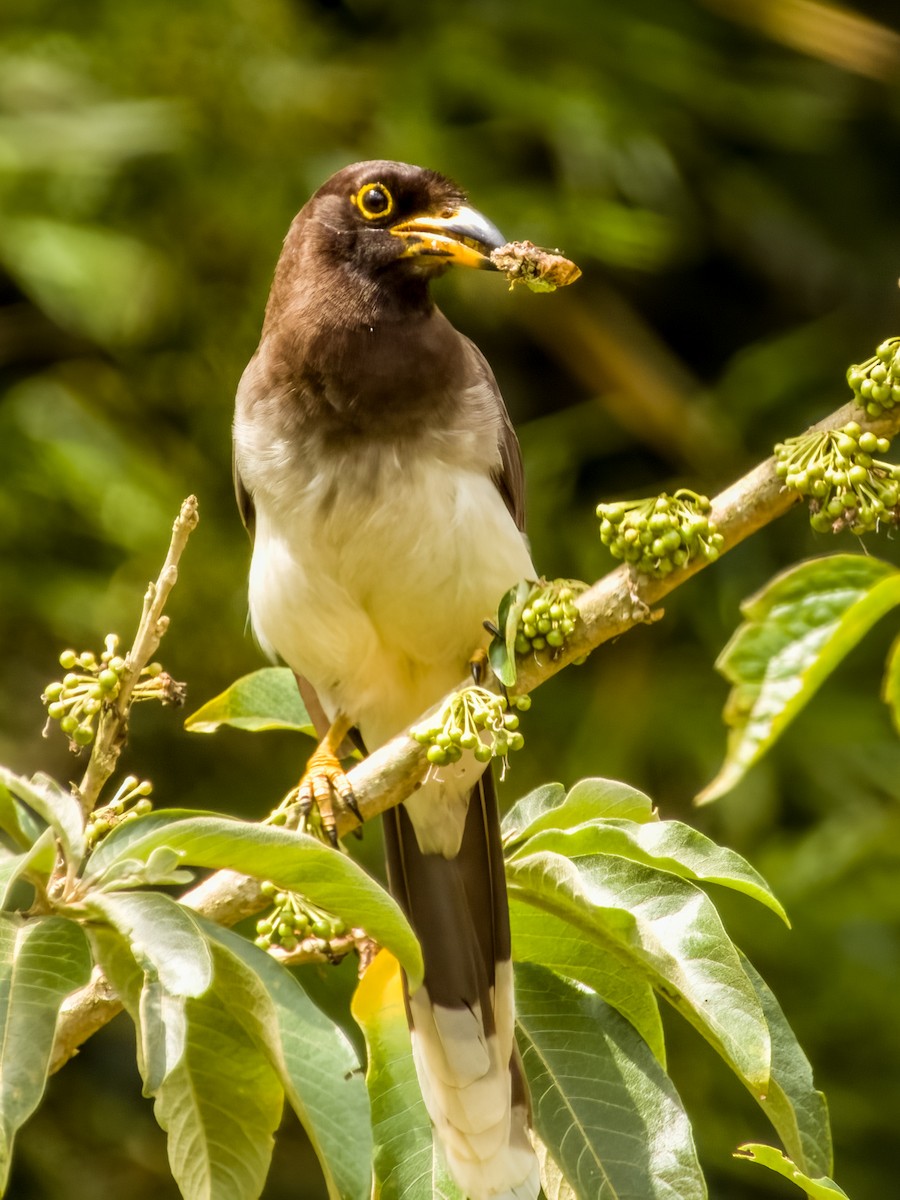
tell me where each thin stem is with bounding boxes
[76,496,199,817]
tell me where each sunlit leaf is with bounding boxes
[881,630,900,736]
[184,668,316,736]
[88,891,213,998]
[510,897,666,1065]
[206,924,372,1200]
[507,850,770,1086]
[93,927,283,1200]
[352,951,462,1200]
[0,829,56,908]
[513,818,788,924]
[0,915,91,1190]
[0,768,84,871]
[515,963,707,1199]
[503,777,655,847]
[86,815,422,987]
[735,1144,849,1198]
[701,555,900,802]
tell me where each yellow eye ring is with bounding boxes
[353,182,394,220]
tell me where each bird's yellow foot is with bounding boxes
[469,646,490,685]
[293,713,362,845]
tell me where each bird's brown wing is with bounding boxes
[465,338,527,533]
[233,447,256,540]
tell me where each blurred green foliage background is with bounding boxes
[3,0,900,1195]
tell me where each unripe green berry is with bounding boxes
[60,714,78,734]
[427,745,449,765]
[47,701,67,720]
[474,743,493,763]
[546,629,564,647]
[73,724,94,746]
[59,650,78,669]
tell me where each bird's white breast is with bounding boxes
[243,438,534,752]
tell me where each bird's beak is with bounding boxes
[391,204,506,269]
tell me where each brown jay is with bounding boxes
[233,161,539,1200]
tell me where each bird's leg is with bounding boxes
[469,646,490,685]
[294,711,362,844]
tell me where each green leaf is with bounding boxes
[735,1144,849,1198]
[0,768,84,870]
[503,777,655,847]
[510,897,666,1066]
[514,818,788,924]
[701,555,900,802]
[0,915,92,1190]
[184,668,316,735]
[87,815,423,988]
[0,829,56,908]
[97,845,194,891]
[489,578,532,688]
[351,951,463,1200]
[882,630,900,736]
[0,779,36,851]
[93,926,284,1200]
[87,891,213,998]
[205,923,373,1200]
[740,954,832,1178]
[507,851,770,1087]
[515,963,707,1200]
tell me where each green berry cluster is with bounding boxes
[87,775,154,847]
[513,580,585,656]
[775,422,899,535]
[597,489,724,577]
[847,338,900,417]
[410,686,529,768]
[42,635,165,748]
[254,881,346,953]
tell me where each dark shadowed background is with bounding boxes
[3,0,900,1195]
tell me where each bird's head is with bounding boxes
[296,160,506,280]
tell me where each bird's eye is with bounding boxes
[354,182,394,220]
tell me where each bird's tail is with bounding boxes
[383,770,539,1200]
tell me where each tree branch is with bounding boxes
[76,496,199,815]
[50,398,900,1072]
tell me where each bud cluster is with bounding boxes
[847,338,900,418]
[410,686,529,769]
[775,422,899,535]
[42,635,172,749]
[513,580,585,656]
[254,880,346,953]
[87,775,154,846]
[597,489,724,577]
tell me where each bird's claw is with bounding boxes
[294,747,361,846]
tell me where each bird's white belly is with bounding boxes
[248,453,534,750]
